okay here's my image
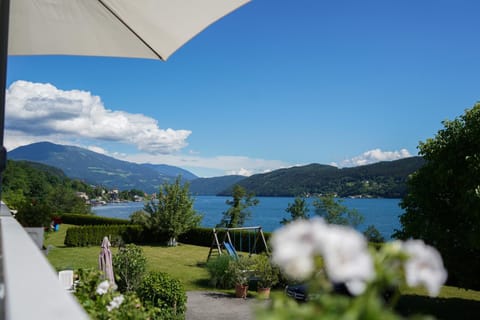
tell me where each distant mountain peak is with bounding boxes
[8,142,198,192]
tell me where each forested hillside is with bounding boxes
[8,142,197,192]
[218,157,424,198]
[189,175,245,195]
[2,160,92,214]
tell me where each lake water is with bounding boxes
[92,196,403,239]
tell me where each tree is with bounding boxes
[312,194,364,227]
[394,104,480,289]
[130,210,151,228]
[15,199,53,227]
[47,185,90,215]
[281,196,310,225]
[363,225,385,243]
[144,177,202,246]
[217,185,259,228]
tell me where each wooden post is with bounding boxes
[259,227,270,255]
[207,228,223,262]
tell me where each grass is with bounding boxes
[45,225,480,318]
[395,285,480,319]
[45,224,210,291]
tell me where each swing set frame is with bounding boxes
[206,226,269,262]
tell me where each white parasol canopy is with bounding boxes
[7,0,250,61]
[0,0,250,180]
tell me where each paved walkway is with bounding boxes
[186,291,264,320]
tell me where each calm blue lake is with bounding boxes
[92,196,403,239]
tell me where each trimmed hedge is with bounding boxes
[59,213,130,226]
[64,224,143,247]
[178,227,213,247]
[63,221,272,251]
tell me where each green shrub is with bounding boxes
[253,253,279,288]
[227,255,256,286]
[60,213,130,226]
[113,244,147,293]
[137,272,186,319]
[64,224,143,247]
[205,255,235,289]
[74,268,157,319]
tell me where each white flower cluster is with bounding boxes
[107,295,125,312]
[96,280,125,312]
[271,218,374,295]
[96,280,111,295]
[271,218,447,296]
[402,239,447,297]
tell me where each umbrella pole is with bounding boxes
[0,0,9,200]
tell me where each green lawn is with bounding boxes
[45,224,210,291]
[45,224,480,318]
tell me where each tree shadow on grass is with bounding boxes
[193,278,212,288]
[396,295,480,320]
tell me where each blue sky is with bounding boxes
[5,0,480,177]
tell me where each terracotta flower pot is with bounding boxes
[257,287,271,299]
[235,283,248,299]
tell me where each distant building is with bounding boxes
[75,192,89,201]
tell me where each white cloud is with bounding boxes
[119,152,291,177]
[334,148,412,167]
[226,168,253,177]
[5,80,191,154]
[87,145,108,155]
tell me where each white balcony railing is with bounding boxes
[0,202,88,319]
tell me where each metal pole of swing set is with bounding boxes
[0,0,9,202]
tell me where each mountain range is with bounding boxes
[218,157,425,198]
[8,142,424,198]
[8,142,197,193]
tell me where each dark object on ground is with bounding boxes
[285,283,352,301]
[285,284,307,301]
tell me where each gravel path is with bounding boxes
[186,291,264,320]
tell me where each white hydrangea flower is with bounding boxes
[282,254,315,280]
[345,279,367,296]
[382,240,404,255]
[402,240,447,297]
[319,224,375,295]
[271,219,374,294]
[271,218,327,279]
[96,280,110,295]
[107,295,124,312]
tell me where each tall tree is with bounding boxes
[281,196,310,225]
[395,103,480,289]
[217,185,259,228]
[144,177,202,246]
[313,194,364,227]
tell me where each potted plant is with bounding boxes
[254,254,279,299]
[228,256,255,299]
